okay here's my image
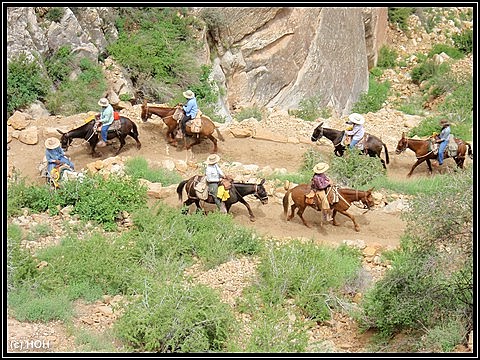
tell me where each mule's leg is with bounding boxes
[287,204,297,221]
[186,134,202,151]
[236,197,256,222]
[296,207,311,228]
[331,209,339,226]
[129,131,142,149]
[407,159,426,177]
[115,136,127,155]
[207,135,218,153]
[338,210,360,232]
[425,159,433,174]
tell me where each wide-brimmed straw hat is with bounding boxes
[206,154,220,165]
[45,137,60,150]
[348,113,365,125]
[98,97,109,107]
[183,90,195,99]
[313,162,329,174]
[440,119,450,126]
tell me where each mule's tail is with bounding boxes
[132,121,139,137]
[282,190,292,220]
[176,180,188,201]
[383,142,390,164]
[466,142,473,159]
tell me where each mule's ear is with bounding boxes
[368,187,375,192]
[57,129,65,135]
[260,178,265,185]
[319,122,324,127]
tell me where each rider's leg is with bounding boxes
[438,141,447,165]
[208,183,221,210]
[349,138,359,149]
[181,115,192,135]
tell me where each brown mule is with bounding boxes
[283,184,375,232]
[140,100,224,153]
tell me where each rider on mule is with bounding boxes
[307,162,333,221]
[344,113,366,149]
[96,97,114,147]
[180,90,198,137]
[205,154,227,213]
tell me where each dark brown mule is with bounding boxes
[395,132,473,177]
[140,100,224,153]
[282,184,375,232]
[311,122,389,169]
[176,176,268,222]
[57,117,141,158]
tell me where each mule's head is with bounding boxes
[395,132,408,155]
[361,188,375,209]
[254,179,269,205]
[57,129,72,151]
[140,99,151,122]
[311,122,324,142]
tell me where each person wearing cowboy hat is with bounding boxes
[180,90,198,137]
[44,137,75,178]
[96,97,114,147]
[344,113,365,150]
[310,162,333,220]
[435,119,451,166]
[204,153,226,212]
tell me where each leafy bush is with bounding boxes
[388,8,415,31]
[7,53,51,116]
[289,96,324,122]
[124,156,182,185]
[45,45,74,84]
[114,282,236,352]
[452,29,473,54]
[235,107,263,121]
[330,147,387,188]
[377,46,397,68]
[45,57,107,115]
[428,44,464,60]
[6,224,38,291]
[44,7,64,22]
[251,241,362,321]
[410,61,449,85]
[351,75,390,114]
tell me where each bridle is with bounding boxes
[396,138,408,154]
[311,126,323,142]
[253,183,269,202]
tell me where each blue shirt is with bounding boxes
[183,97,198,118]
[46,146,68,165]
[100,104,114,126]
[439,125,451,142]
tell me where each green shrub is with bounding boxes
[410,61,449,85]
[252,241,362,321]
[330,149,387,189]
[114,282,236,352]
[124,156,183,185]
[7,53,52,116]
[289,96,323,122]
[235,106,263,121]
[388,8,415,31]
[452,29,473,54]
[45,7,64,22]
[6,224,38,291]
[45,45,74,84]
[351,75,390,114]
[428,44,464,60]
[377,46,397,68]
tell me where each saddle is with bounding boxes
[342,134,367,151]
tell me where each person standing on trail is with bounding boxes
[180,90,198,137]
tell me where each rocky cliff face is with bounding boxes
[6,6,387,117]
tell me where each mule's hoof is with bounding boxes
[249,217,256,222]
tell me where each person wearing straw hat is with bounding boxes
[44,137,74,178]
[344,113,365,150]
[205,153,226,212]
[310,162,333,220]
[434,119,451,166]
[96,97,114,147]
[180,90,198,137]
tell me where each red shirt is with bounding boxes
[311,173,331,190]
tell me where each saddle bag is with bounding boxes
[194,176,209,200]
[190,111,202,133]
